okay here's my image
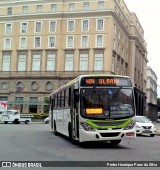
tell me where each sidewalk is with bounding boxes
[31,119,44,123]
[154,122,160,135]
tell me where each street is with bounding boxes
[0,123,160,170]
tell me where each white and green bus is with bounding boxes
[49,74,136,145]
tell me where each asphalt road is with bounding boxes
[0,123,160,170]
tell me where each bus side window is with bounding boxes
[60,92,62,108]
[64,90,66,108]
[68,87,71,106]
[65,89,69,107]
[57,93,60,108]
[61,90,65,108]
[52,97,54,109]
[55,94,58,108]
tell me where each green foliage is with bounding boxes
[44,97,50,113]
[44,97,50,104]
[32,113,49,119]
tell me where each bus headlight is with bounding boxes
[80,122,95,131]
[124,121,135,130]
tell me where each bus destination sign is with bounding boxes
[81,77,132,87]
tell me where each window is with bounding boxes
[7,7,12,15]
[67,20,75,32]
[112,52,116,73]
[20,37,27,48]
[117,57,120,74]
[30,97,38,101]
[48,36,56,48]
[81,35,88,47]
[37,5,42,13]
[5,23,12,34]
[46,82,53,90]
[16,82,24,90]
[96,19,104,31]
[51,4,57,12]
[32,53,41,71]
[15,97,23,102]
[47,51,56,71]
[49,21,56,32]
[18,53,26,71]
[1,83,8,89]
[21,22,28,33]
[96,35,103,47]
[94,50,103,70]
[0,96,8,101]
[124,63,128,76]
[34,37,41,48]
[65,51,74,71]
[82,20,89,32]
[66,36,74,48]
[2,53,11,71]
[79,51,88,71]
[65,89,69,107]
[4,38,11,49]
[98,1,104,9]
[83,2,89,10]
[120,59,124,75]
[31,82,38,91]
[22,6,28,13]
[35,22,42,33]
[69,3,75,11]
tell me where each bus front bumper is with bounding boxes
[79,128,136,142]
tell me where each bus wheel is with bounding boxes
[110,140,121,146]
[4,121,8,124]
[54,121,58,136]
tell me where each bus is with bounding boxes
[49,74,136,145]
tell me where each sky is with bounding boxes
[124,0,160,97]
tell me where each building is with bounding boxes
[146,66,157,121]
[0,0,147,114]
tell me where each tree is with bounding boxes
[44,97,50,113]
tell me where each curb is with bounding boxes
[30,121,44,124]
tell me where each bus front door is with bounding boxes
[70,89,79,141]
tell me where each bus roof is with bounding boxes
[50,74,131,96]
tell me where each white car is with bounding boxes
[135,116,156,137]
[44,117,49,124]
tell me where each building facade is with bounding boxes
[146,66,157,121]
[0,0,147,114]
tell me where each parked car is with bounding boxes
[44,117,49,124]
[135,116,156,137]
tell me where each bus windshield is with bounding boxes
[80,88,135,119]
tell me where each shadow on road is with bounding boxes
[51,132,131,149]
